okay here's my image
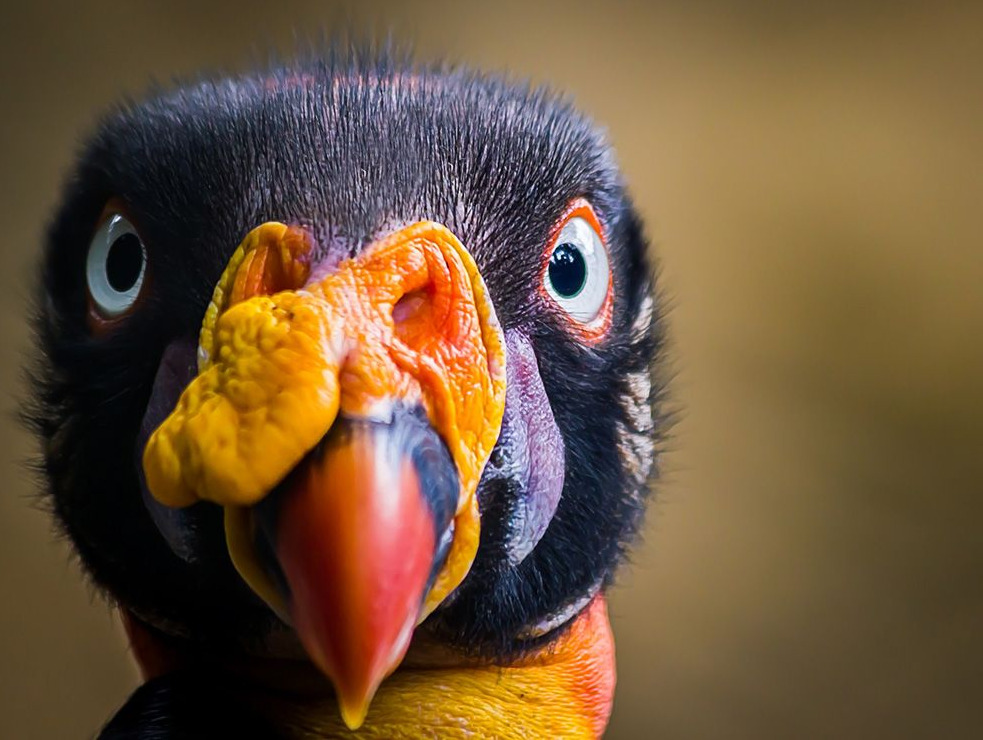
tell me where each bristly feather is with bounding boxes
[27,47,667,664]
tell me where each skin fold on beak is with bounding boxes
[142,221,507,729]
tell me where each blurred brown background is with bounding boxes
[1,1,981,738]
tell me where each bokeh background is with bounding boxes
[1,1,981,737]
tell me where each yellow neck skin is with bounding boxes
[125,597,616,739]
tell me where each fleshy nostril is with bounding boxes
[392,288,437,347]
[392,289,428,324]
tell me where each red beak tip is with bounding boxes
[302,606,417,730]
[338,691,373,731]
[271,418,444,729]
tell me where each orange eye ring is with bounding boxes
[539,198,613,344]
[86,198,151,334]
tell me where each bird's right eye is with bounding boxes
[86,211,148,323]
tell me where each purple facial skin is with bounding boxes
[485,330,565,566]
[137,338,199,562]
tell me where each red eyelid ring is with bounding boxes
[538,197,614,344]
[87,197,150,335]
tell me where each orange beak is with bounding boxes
[142,222,506,728]
[260,414,458,728]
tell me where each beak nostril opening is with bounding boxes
[392,289,429,324]
[392,289,439,347]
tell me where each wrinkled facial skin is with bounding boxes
[30,56,664,664]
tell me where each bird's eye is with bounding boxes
[543,205,611,331]
[86,212,147,319]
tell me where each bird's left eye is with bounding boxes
[86,212,147,319]
[543,206,611,330]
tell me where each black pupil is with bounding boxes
[105,233,143,292]
[548,243,587,298]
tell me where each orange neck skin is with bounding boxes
[122,596,616,738]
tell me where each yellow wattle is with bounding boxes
[141,220,507,618]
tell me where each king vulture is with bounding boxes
[30,52,665,738]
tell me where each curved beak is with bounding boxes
[142,222,506,728]
[257,413,457,727]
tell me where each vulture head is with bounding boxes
[30,53,664,738]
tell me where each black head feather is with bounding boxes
[29,50,666,661]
